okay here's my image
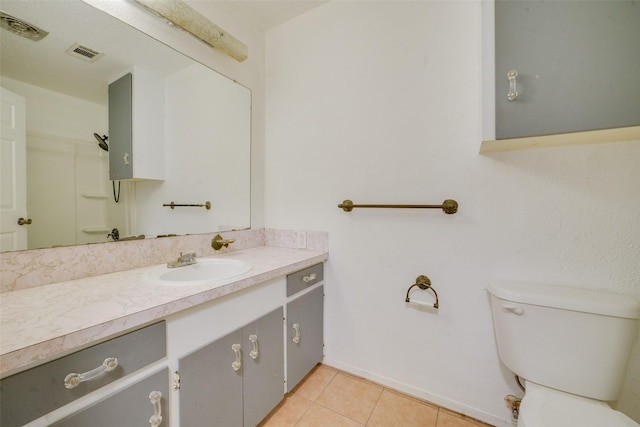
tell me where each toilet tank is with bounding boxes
[488,281,640,401]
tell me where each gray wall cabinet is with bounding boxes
[286,284,324,392]
[495,0,640,139]
[178,307,284,427]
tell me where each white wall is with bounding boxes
[264,1,640,425]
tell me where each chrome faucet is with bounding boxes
[167,251,197,268]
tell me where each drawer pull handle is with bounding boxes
[249,334,259,360]
[64,357,119,389]
[149,391,163,427]
[292,323,301,344]
[302,273,317,283]
[232,344,242,371]
[503,304,524,315]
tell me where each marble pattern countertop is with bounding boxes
[0,246,328,377]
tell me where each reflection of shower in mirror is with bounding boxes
[93,133,109,152]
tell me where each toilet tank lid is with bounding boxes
[488,281,640,319]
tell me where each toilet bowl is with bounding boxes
[487,280,640,427]
[518,382,638,427]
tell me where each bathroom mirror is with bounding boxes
[0,0,251,252]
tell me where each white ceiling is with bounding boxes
[0,0,328,104]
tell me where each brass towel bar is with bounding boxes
[338,199,458,214]
[163,201,211,210]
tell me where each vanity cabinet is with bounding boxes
[494,0,640,140]
[286,264,324,392]
[178,308,284,427]
[108,66,164,181]
[0,321,166,427]
[50,368,169,427]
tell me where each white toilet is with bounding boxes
[488,280,640,427]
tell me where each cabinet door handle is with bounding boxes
[302,273,317,283]
[149,391,163,427]
[292,323,301,344]
[64,357,119,389]
[248,334,259,360]
[123,152,130,165]
[231,343,242,371]
[507,70,519,101]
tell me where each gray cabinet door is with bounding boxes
[286,285,324,392]
[50,369,169,427]
[243,308,284,427]
[495,1,640,139]
[108,73,133,180]
[179,328,243,427]
[179,308,284,427]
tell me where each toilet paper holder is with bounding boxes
[405,275,439,309]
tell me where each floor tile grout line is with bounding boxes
[363,384,385,427]
[291,396,313,427]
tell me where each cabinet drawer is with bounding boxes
[0,321,166,427]
[286,263,324,297]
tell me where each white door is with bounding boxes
[0,87,27,251]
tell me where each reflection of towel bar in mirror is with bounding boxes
[405,275,439,309]
[338,199,458,214]
[163,201,211,210]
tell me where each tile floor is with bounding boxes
[259,365,494,427]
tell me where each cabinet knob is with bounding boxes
[507,70,519,101]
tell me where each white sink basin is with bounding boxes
[145,258,251,285]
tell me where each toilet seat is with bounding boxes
[518,382,639,427]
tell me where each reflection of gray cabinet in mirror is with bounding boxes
[286,284,324,392]
[178,308,284,427]
[108,68,165,180]
[495,1,640,140]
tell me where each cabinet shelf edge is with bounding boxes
[480,126,640,154]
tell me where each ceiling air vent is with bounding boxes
[0,10,49,41]
[65,43,103,62]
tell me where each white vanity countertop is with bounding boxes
[0,246,328,377]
